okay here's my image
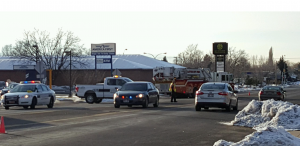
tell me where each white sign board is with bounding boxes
[96,58,112,64]
[216,62,224,72]
[35,61,47,73]
[13,65,35,70]
[91,43,116,55]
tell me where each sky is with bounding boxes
[1,0,300,63]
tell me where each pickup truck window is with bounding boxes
[116,79,126,86]
[107,79,116,85]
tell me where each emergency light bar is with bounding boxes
[20,81,41,84]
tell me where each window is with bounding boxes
[37,85,43,92]
[222,75,226,81]
[41,85,49,91]
[228,85,233,91]
[150,83,156,90]
[201,84,225,90]
[116,79,126,86]
[107,79,116,85]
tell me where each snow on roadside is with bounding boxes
[229,99,300,130]
[214,126,300,146]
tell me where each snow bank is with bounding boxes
[229,99,300,131]
[214,126,300,146]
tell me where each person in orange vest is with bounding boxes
[169,78,177,102]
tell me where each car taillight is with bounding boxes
[259,91,263,95]
[218,92,228,96]
[277,92,281,95]
[196,91,204,95]
[75,86,79,92]
[183,91,186,94]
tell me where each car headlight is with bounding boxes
[113,93,119,99]
[136,94,144,98]
[24,95,29,98]
[1,95,4,100]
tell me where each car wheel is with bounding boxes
[85,94,95,104]
[4,106,9,110]
[195,104,201,111]
[226,100,232,112]
[142,98,148,108]
[233,99,238,111]
[30,97,37,109]
[47,97,54,108]
[204,107,209,110]
[23,106,29,109]
[114,104,120,108]
[127,105,132,107]
[95,98,103,104]
[153,97,159,107]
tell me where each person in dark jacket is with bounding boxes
[169,78,177,102]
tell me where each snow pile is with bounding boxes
[230,99,300,130]
[214,126,300,146]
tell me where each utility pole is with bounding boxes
[174,57,178,65]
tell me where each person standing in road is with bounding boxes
[169,78,177,102]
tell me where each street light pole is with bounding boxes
[123,49,128,55]
[144,52,167,59]
[64,51,72,97]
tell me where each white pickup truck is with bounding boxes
[75,76,133,104]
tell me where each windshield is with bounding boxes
[124,78,133,82]
[11,85,36,92]
[9,84,19,89]
[201,84,225,90]
[120,83,147,91]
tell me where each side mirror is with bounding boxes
[234,90,239,93]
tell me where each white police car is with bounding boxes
[0,81,56,110]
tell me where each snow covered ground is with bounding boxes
[215,99,300,146]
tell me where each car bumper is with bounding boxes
[114,98,146,105]
[195,98,228,108]
[1,98,32,107]
[259,95,282,100]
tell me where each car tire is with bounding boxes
[4,106,9,110]
[233,99,238,111]
[30,97,37,109]
[226,100,232,112]
[142,98,148,108]
[95,98,103,104]
[47,97,54,108]
[114,104,120,108]
[195,105,201,111]
[204,107,209,110]
[85,94,95,104]
[153,97,159,107]
[23,106,29,109]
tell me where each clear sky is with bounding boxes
[1,0,300,63]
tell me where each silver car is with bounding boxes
[195,82,238,111]
[258,86,286,101]
[1,81,56,110]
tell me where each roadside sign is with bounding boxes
[213,42,228,55]
[91,43,116,56]
[96,58,111,64]
[112,69,122,76]
[35,61,47,74]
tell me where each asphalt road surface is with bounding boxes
[0,86,299,146]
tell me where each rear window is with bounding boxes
[263,86,280,91]
[201,84,225,90]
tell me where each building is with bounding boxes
[0,55,185,86]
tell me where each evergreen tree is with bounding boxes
[277,56,289,80]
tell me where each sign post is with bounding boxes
[91,43,116,77]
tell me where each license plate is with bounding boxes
[9,101,15,104]
[123,99,129,103]
[208,94,214,97]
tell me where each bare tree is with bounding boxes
[1,45,13,56]
[174,44,204,68]
[225,47,249,77]
[6,28,89,82]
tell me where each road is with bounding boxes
[0,86,299,146]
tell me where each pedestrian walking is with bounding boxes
[169,78,177,102]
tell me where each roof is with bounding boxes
[0,55,185,70]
